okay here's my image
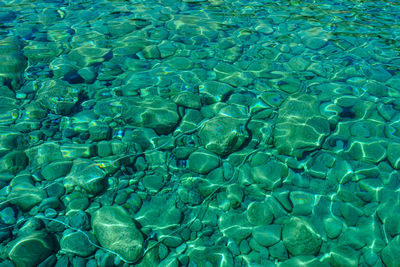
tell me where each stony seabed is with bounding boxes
[0,0,399,266]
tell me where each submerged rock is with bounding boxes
[123,96,180,135]
[64,159,107,195]
[274,94,330,158]
[91,206,144,262]
[282,217,322,256]
[37,80,79,115]
[198,107,249,156]
[8,231,54,267]
[188,148,220,174]
[0,36,27,91]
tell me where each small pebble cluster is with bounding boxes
[0,0,400,266]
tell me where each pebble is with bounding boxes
[252,225,281,247]
[0,1,399,266]
[282,217,322,256]
[64,159,106,195]
[60,229,96,257]
[8,180,46,211]
[246,201,274,226]
[0,207,16,225]
[198,116,249,156]
[188,148,220,174]
[91,206,144,262]
[329,245,360,267]
[8,232,54,267]
[123,97,180,135]
[274,94,330,158]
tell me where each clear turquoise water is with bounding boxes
[0,0,400,266]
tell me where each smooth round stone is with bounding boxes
[106,19,137,37]
[0,36,27,91]
[64,192,90,212]
[239,239,251,254]
[41,160,72,181]
[299,27,329,50]
[60,143,94,159]
[213,62,251,87]
[282,217,322,256]
[173,92,201,109]
[274,94,330,158]
[88,121,110,141]
[255,24,273,34]
[381,236,400,267]
[24,41,62,63]
[142,174,164,193]
[199,81,235,104]
[339,203,363,226]
[8,232,54,267]
[260,91,284,108]
[323,217,343,239]
[187,246,234,267]
[158,41,177,58]
[246,201,274,226]
[269,241,288,261]
[135,196,182,234]
[289,191,315,216]
[329,246,359,267]
[218,213,252,243]
[338,228,366,250]
[0,100,19,125]
[252,225,282,247]
[96,141,112,157]
[49,58,78,79]
[0,207,16,225]
[8,182,46,211]
[142,45,161,59]
[24,102,48,120]
[0,151,28,174]
[387,142,400,169]
[91,206,144,262]
[77,66,97,83]
[167,56,193,70]
[307,152,336,179]
[68,46,111,67]
[46,182,65,198]
[251,160,287,191]
[162,233,183,248]
[188,148,220,174]
[60,229,96,257]
[247,59,274,79]
[346,138,386,164]
[37,80,79,115]
[281,256,330,267]
[327,160,353,184]
[363,249,378,266]
[287,55,310,72]
[122,97,180,135]
[68,210,90,230]
[64,159,106,195]
[226,184,243,209]
[198,116,249,156]
[304,37,327,50]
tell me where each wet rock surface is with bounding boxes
[0,0,399,266]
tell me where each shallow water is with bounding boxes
[0,0,400,266]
